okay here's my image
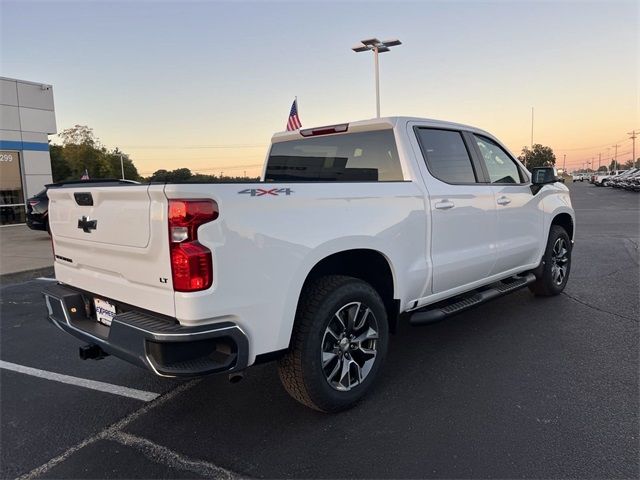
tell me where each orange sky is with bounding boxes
[4,1,637,176]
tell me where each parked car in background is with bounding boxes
[572,173,584,182]
[608,169,633,188]
[611,169,638,189]
[625,171,640,191]
[26,179,140,233]
[592,170,622,187]
[26,188,50,232]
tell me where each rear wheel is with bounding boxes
[278,275,389,412]
[529,225,571,296]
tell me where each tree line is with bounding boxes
[50,125,259,183]
[50,125,140,182]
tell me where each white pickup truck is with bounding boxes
[43,117,575,412]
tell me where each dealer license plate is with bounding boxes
[94,298,116,327]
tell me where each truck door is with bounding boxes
[469,134,543,274]
[413,127,498,294]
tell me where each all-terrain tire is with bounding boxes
[278,275,389,412]
[529,225,572,296]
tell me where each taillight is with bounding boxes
[168,199,218,292]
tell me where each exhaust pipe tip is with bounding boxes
[228,372,244,384]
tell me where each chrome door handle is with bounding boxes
[434,200,455,210]
[497,196,511,205]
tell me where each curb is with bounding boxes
[0,266,55,286]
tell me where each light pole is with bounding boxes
[352,38,402,118]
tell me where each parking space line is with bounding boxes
[0,360,159,402]
[17,380,200,480]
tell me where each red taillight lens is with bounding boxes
[170,242,212,291]
[168,199,218,292]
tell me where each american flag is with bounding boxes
[80,169,90,180]
[286,98,302,131]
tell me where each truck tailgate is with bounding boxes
[48,184,175,317]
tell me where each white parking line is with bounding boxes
[0,360,159,402]
[17,380,201,480]
[35,277,57,281]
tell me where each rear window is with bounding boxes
[265,130,403,182]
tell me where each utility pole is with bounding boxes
[598,152,601,170]
[612,144,620,171]
[563,154,566,172]
[530,107,534,148]
[120,153,125,179]
[629,130,638,167]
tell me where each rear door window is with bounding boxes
[414,128,478,184]
[265,130,403,182]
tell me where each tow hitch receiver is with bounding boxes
[79,344,109,360]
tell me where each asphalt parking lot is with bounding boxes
[1,181,638,479]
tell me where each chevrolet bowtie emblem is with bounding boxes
[77,216,97,233]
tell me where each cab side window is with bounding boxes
[474,135,524,184]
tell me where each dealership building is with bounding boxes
[0,76,56,226]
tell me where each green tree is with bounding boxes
[518,144,556,169]
[49,125,140,181]
[105,150,140,180]
[597,165,608,172]
[148,168,192,182]
[59,124,98,147]
[50,144,71,182]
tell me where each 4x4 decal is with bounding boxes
[238,188,294,197]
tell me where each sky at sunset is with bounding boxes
[1,0,638,176]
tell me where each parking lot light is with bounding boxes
[352,38,402,118]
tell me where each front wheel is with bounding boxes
[278,275,389,412]
[529,225,572,296]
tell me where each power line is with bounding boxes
[138,163,264,175]
[554,137,629,151]
[120,144,265,149]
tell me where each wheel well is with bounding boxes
[301,249,400,333]
[551,213,574,240]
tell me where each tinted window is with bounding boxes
[265,130,403,182]
[415,129,477,183]
[474,135,523,184]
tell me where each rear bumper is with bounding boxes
[42,283,249,377]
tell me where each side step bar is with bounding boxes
[409,273,537,326]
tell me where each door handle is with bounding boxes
[497,196,511,206]
[434,200,455,210]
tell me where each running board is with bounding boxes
[409,273,537,326]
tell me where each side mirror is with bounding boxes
[531,167,559,185]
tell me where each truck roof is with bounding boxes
[271,116,495,143]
